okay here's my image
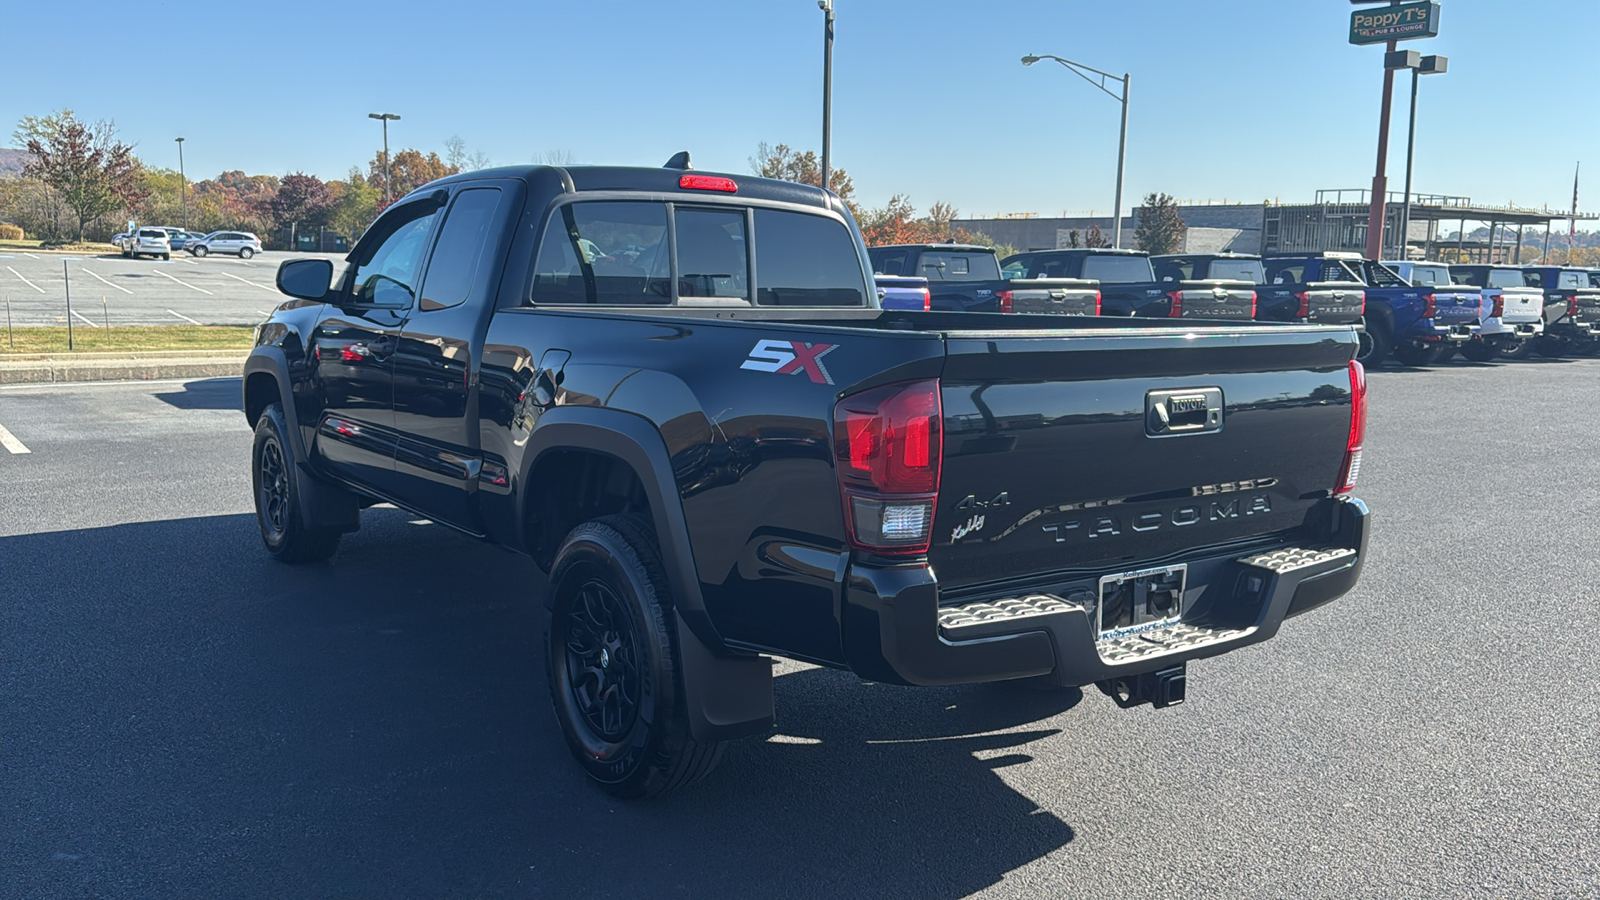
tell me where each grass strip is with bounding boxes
[0,325,256,355]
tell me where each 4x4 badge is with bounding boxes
[741,339,838,385]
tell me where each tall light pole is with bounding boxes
[368,112,401,204]
[174,137,187,230]
[1399,54,1448,262]
[1023,54,1131,248]
[818,0,834,195]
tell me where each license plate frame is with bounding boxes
[1097,564,1187,638]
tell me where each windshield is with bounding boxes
[917,251,1000,282]
[1081,255,1155,283]
[1407,265,1451,287]
[1208,260,1265,282]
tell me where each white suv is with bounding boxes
[123,228,172,261]
[189,231,262,259]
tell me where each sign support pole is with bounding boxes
[1365,29,1399,261]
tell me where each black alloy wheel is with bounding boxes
[251,402,342,563]
[257,437,291,540]
[561,579,643,743]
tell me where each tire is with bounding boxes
[1460,341,1497,363]
[547,514,725,799]
[193,245,208,257]
[240,247,255,259]
[1356,320,1392,367]
[1501,336,1536,360]
[251,402,342,563]
[1535,336,1569,358]
[1393,343,1441,367]
[1435,345,1459,364]
[162,253,171,261]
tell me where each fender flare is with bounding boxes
[242,348,308,462]
[519,407,773,743]
[242,348,359,534]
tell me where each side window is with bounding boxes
[752,208,865,306]
[417,188,503,311]
[350,207,439,308]
[870,250,908,276]
[1524,270,1543,288]
[1154,260,1192,282]
[531,201,671,305]
[1266,262,1305,284]
[676,208,749,300]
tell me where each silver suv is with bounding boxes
[123,228,172,261]
[189,231,262,259]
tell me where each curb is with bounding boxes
[0,353,247,385]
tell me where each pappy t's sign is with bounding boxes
[1349,1,1441,45]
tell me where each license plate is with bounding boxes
[1098,564,1186,637]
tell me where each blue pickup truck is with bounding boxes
[1265,252,1479,366]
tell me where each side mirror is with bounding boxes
[276,258,334,301]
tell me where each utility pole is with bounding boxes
[174,137,187,230]
[368,113,401,204]
[819,0,835,195]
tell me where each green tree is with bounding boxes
[327,169,381,241]
[16,110,144,241]
[1135,192,1187,255]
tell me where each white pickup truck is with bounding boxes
[1385,261,1540,361]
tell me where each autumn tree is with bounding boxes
[369,149,459,202]
[1135,192,1187,255]
[272,173,332,227]
[17,110,144,241]
[750,143,855,207]
[1083,224,1110,248]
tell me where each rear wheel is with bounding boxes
[252,402,343,563]
[1355,320,1390,367]
[547,515,724,798]
[1459,340,1498,363]
[1500,336,1536,360]
[240,247,255,259]
[1535,336,1569,358]
[161,253,170,261]
[1393,343,1441,367]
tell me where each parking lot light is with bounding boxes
[367,113,401,205]
[174,137,187,231]
[1400,54,1448,260]
[1021,53,1131,248]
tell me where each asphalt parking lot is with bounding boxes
[0,250,344,328]
[1,360,1597,898]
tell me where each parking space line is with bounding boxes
[21,252,40,259]
[217,271,278,292]
[166,309,203,325]
[154,270,213,295]
[255,309,270,316]
[70,310,101,328]
[82,268,134,295]
[5,266,47,294]
[0,421,31,454]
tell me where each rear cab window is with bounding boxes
[916,251,1000,282]
[529,199,866,307]
[1407,265,1450,287]
[1081,255,1155,284]
[1208,260,1265,282]
[1558,271,1588,290]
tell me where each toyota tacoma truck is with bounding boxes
[1267,252,1478,366]
[244,158,1371,798]
[1521,266,1600,357]
[1002,248,1256,319]
[1157,252,1366,328]
[868,242,1100,315]
[1437,264,1544,361]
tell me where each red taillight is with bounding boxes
[1166,290,1184,317]
[833,380,942,554]
[1294,291,1311,319]
[1490,293,1505,319]
[921,289,931,311]
[1337,360,1367,496]
[1248,290,1258,319]
[1567,295,1580,317]
[1421,292,1436,318]
[997,290,1014,314]
[678,174,737,193]
[1093,290,1102,315]
[1356,291,1367,315]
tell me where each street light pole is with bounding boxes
[368,112,401,204]
[819,0,834,195]
[174,137,187,230]
[1022,54,1131,248]
[1399,54,1447,262]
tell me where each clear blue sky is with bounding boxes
[5,0,1595,223]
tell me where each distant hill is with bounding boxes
[0,147,28,177]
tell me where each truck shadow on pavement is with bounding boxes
[1,507,1078,899]
[153,378,241,410]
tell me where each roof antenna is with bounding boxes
[664,151,692,170]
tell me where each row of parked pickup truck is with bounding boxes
[870,244,1600,366]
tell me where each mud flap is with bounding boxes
[675,611,774,743]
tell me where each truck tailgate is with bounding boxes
[931,325,1356,591]
[1495,287,1543,324]
[1429,288,1482,325]
[1004,278,1100,316]
[1300,282,1366,325]
[1172,280,1256,319]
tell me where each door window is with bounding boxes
[418,188,503,311]
[350,206,439,308]
[531,201,671,305]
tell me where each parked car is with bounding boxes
[1162,252,1366,328]
[167,229,206,251]
[869,243,1099,315]
[1521,265,1600,356]
[189,231,262,258]
[110,231,129,248]
[1266,252,1478,366]
[1442,264,1545,360]
[1004,248,1254,319]
[122,227,171,260]
[875,274,930,310]
[245,159,1371,798]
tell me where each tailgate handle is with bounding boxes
[1146,388,1224,438]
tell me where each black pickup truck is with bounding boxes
[1152,252,1366,328]
[867,243,1100,315]
[246,159,1371,798]
[1001,248,1256,319]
